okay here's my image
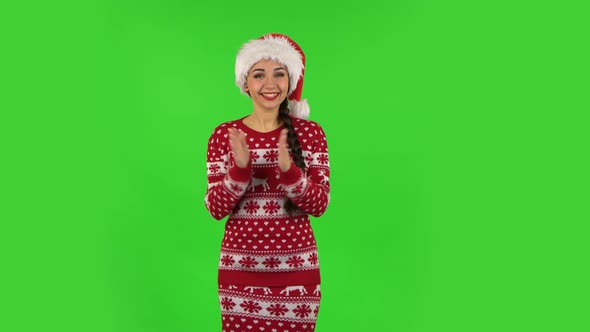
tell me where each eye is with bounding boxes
[253,74,263,79]
[275,72,286,77]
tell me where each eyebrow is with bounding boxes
[251,67,286,73]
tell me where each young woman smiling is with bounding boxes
[204,33,331,332]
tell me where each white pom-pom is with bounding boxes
[289,99,310,119]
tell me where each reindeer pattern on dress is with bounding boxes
[239,284,321,297]
[248,176,270,192]
[244,286,273,294]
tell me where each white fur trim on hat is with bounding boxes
[289,99,310,120]
[235,35,304,97]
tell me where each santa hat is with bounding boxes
[235,33,310,119]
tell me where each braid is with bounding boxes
[278,98,306,214]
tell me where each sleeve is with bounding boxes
[204,126,252,220]
[278,123,331,217]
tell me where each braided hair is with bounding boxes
[278,98,306,214]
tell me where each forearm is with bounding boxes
[278,163,330,217]
[205,164,252,220]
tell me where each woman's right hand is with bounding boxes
[228,128,250,168]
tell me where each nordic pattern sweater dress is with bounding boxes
[205,115,330,332]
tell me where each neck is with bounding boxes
[245,108,282,132]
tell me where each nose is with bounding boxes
[263,75,279,85]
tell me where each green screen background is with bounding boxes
[2,1,588,331]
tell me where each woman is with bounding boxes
[205,33,330,332]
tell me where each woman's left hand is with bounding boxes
[278,128,292,172]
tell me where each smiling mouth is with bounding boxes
[260,92,280,100]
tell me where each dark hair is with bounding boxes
[278,98,306,214]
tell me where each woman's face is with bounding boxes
[245,59,289,111]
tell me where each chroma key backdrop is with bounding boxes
[1,1,588,332]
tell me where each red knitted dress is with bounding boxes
[205,115,330,332]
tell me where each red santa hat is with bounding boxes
[235,33,309,119]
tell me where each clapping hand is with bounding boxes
[278,128,292,172]
[228,128,250,168]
